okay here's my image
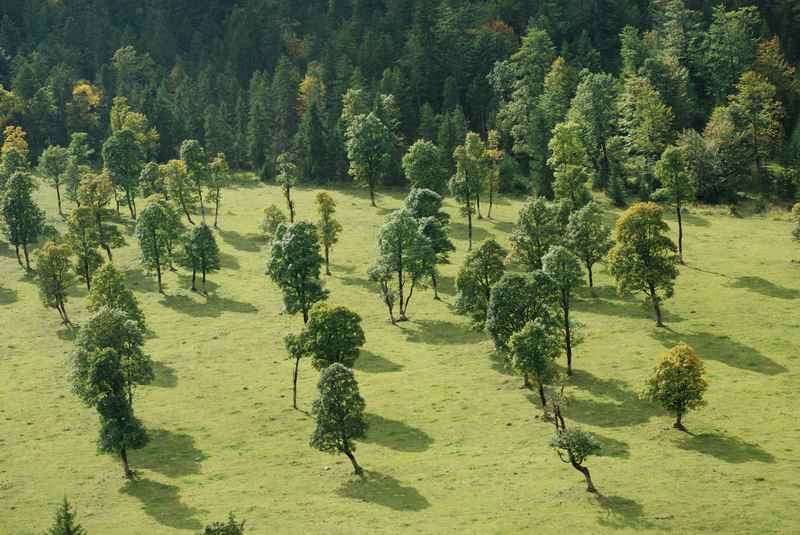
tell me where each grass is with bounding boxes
[1,177,799,534]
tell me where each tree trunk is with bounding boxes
[113,189,120,216]
[587,262,594,289]
[292,356,300,409]
[14,243,22,267]
[198,188,206,221]
[191,268,196,291]
[563,295,573,376]
[342,445,364,476]
[22,240,30,270]
[126,188,136,220]
[369,177,376,207]
[674,410,687,432]
[56,184,63,217]
[120,447,133,479]
[676,201,684,264]
[538,383,547,408]
[96,212,113,261]
[523,372,531,389]
[83,254,92,291]
[60,302,71,327]
[302,307,309,324]
[325,246,331,276]
[153,230,163,293]
[572,462,597,493]
[432,272,440,300]
[466,201,473,251]
[476,191,482,219]
[214,189,220,228]
[488,187,494,219]
[649,282,663,327]
[202,267,206,291]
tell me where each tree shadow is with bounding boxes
[160,292,258,318]
[566,369,661,428]
[0,242,16,258]
[219,252,240,270]
[596,494,654,530]
[664,209,710,228]
[492,220,515,234]
[175,273,220,294]
[363,413,433,452]
[573,292,684,323]
[121,479,203,530]
[402,319,486,346]
[330,263,356,274]
[652,329,787,376]
[0,287,18,304]
[337,471,430,511]
[488,350,515,378]
[338,275,376,292]
[229,173,265,189]
[675,432,775,464]
[151,362,177,388]
[123,268,158,293]
[593,432,631,459]
[56,325,78,341]
[450,221,490,242]
[435,274,456,297]
[353,350,403,373]
[728,276,800,300]
[218,229,262,252]
[132,429,207,478]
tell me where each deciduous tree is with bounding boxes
[510,197,563,271]
[102,128,144,219]
[260,204,288,243]
[37,144,70,216]
[1,171,46,270]
[136,198,175,292]
[643,343,707,431]
[275,152,298,223]
[315,192,342,275]
[65,208,104,291]
[304,302,366,370]
[566,201,613,288]
[87,264,146,331]
[78,171,124,262]
[550,427,601,493]
[404,188,454,299]
[402,140,447,194]
[35,241,75,326]
[455,238,507,325]
[181,139,210,220]
[209,153,230,228]
[542,246,583,375]
[180,223,220,292]
[654,146,694,262]
[345,112,392,207]
[509,320,561,404]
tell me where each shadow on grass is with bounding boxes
[435,274,456,297]
[354,350,403,373]
[0,287,18,304]
[363,413,433,452]
[56,325,78,341]
[488,350,515,378]
[329,262,356,274]
[728,276,800,300]
[133,429,207,477]
[337,471,430,511]
[596,494,653,529]
[566,369,660,428]
[219,251,241,270]
[492,220,515,234]
[151,362,178,388]
[450,221,490,242]
[402,319,486,346]
[160,293,258,318]
[573,291,684,324]
[175,273,220,294]
[121,479,203,530]
[124,268,159,293]
[676,433,775,463]
[593,432,631,459]
[0,242,17,258]
[664,209,710,228]
[338,275,375,292]
[218,229,262,252]
[652,329,787,376]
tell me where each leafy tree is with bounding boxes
[35,242,75,326]
[303,302,366,370]
[542,246,583,375]
[484,130,503,219]
[162,159,197,225]
[509,320,561,405]
[463,133,489,219]
[548,121,593,209]
[180,223,220,292]
[372,210,436,322]
[208,153,230,228]
[260,204,288,243]
[404,188,454,299]
[45,497,87,535]
[550,427,601,493]
[296,100,329,184]
[566,201,613,288]
[0,125,29,187]
[540,57,578,132]
[654,146,694,262]
[643,343,708,431]
[275,152,298,223]
[368,262,398,324]
[510,197,563,271]
[703,6,760,103]
[310,363,368,476]
[345,112,392,207]
[78,172,124,262]
[68,132,94,167]
[402,140,447,194]
[486,271,559,352]
[267,221,328,323]
[138,161,164,198]
[62,158,87,209]
[201,513,246,535]
[65,208,104,291]
[181,139,210,220]
[37,144,71,216]
[102,128,144,219]
[455,238,507,325]
[608,202,679,327]
[136,198,175,292]
[1,171,46,269]
[449,146,479,250]
[87,264,146,331]
[315,192,342,275]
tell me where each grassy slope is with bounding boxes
[1,177,799,534]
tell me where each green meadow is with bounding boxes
[2,178,799,534]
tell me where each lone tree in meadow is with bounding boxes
[643,343,708,431]
[372,210,436,322]
[260,204,288,243]
[37,145,71,217]
[87,264,146,331]
[455,238,507,325]
[180,223,221,292]
[284,332,309,410]
[345,112,392,207]
[208,152,231,228]
[305,303,366,370]
[45,497,87,535]
[1,171,47,270]
[35,242,76,327]
[550,426,601,493]
[310,363,368,476]
[267,221,328,323]
[542,246,583,376]
[78,171,125,262]
[201,513,246,535]
[511,197,564,271]
[566,201,613,289]
[449,145,481,250]
[181,139,210,220]
[402,139,448,194]
[654,145,694,263]
[136,198,176,293]
[66,208,105,291]
[509,320,562,405]
[315,192,342,275]
[608,202,679,327]
[276,152,299,223]
[404,188,455,299]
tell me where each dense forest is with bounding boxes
[1,0,799,204]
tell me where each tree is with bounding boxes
[550,427,601,493]
[654,146,694,262]
[180,223,220,292]
[1,171,46,269]
[566,202,613,288]
[484,130,503,219]
[315,192,342,275]
[275,153,298,223]
[404,188,454,299]
[87,264,146,331]
[449,146,480,250]
[548,121,592,209]
[372,210,436,322]
[138,161,164,198]
[181,139,210,220]
[201,513,246,535]
[643,343,708,431]
[608,203,679,327]
[102,128,144,219]
[284,332,308,410]
[486,271,559,352]
[304,302,366,370]
[567,73,618,188]
[542,246,583,375]
[455,238,507,325]
[267,222,328,323]
[345,112,392,207]
[260,205,288,242]
[310,363,368,476]
[703,6,760,103]
[208,153,230,228]
[45,497,87,535]
[37,144,70,216]
[65,208,104,291]
[510,197,563,271]
[368,262,398,324]
[509,320,561,404]
[34,242,75,327]
[136,198,175,293]
[78,171,124,262]
[402,140,447,194]
[162,159,197,225]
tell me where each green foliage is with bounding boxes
[550,427,601,467]
[45,497,87,535]
[402,140,447,194]
[301,302,366,370]
[34,241,75,325]
[566,201,613,288]
[548,121,593,208]
[163,159,198,224]
[102,128,144,218]
[136,198,177,292]
[138,161,164,198]
[643,343,708,429]
[37,144,70,214]
[267,221,328,323]
[510,197,563,270]
[704,6,761,103]
[180,223,221,291]
[201,513,246,535]
[315,192,342,275]
[1,171,46,269]
[65,208,104,291]
[180,139,210,217]
[275,152,299,222]
[208,152,231,227]
[87,264,146,331]
[345,112,392,206]
[260,204,288,242]
[509,320,561,393]
[455,238,507,325]
[77,171,125,261]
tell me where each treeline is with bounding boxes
[1,0,799,202]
